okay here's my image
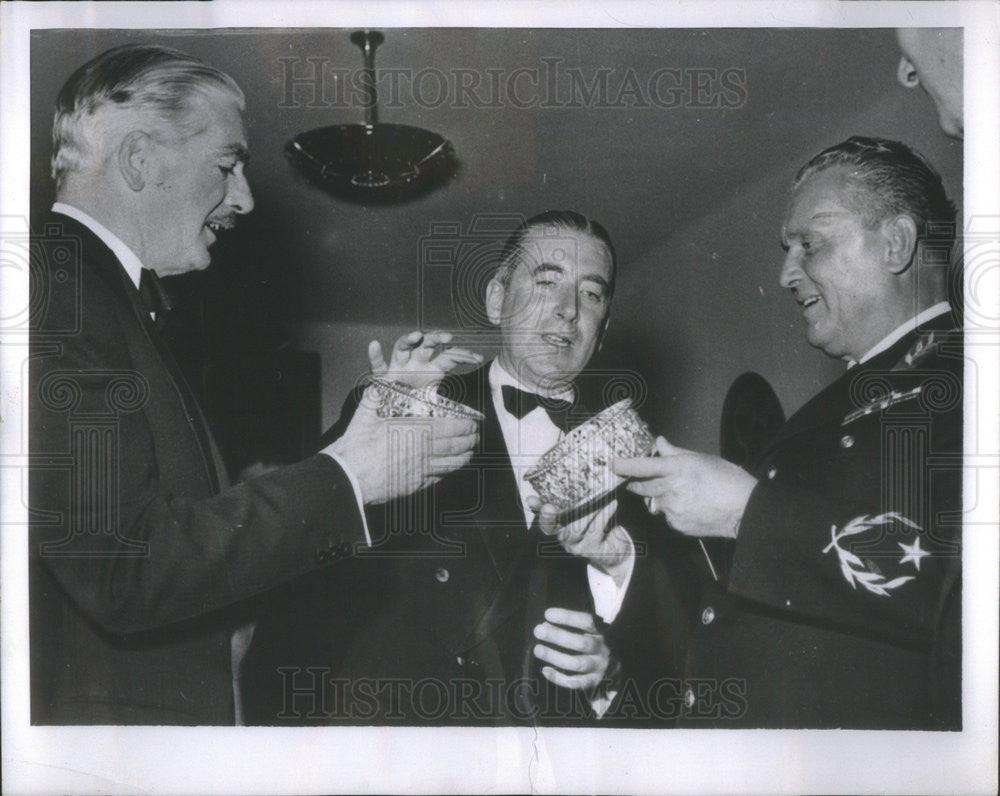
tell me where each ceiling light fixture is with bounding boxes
[285,30,457,203]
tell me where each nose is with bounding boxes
[227,165,255,215]
[552,284,579,322]
[779,249,803,290]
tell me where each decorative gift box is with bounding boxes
[524,399,654,511]
[364,377,485,421]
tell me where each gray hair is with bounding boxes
[793,136,956,242]
[52,44,245,189]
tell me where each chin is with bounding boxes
[939,113,963,139]
[811,336,851,359]
[805,329,832,353]
[187,247,213,271]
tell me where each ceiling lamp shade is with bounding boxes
[285,31,457,203]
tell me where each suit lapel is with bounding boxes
[453,366,533,645]
[52,212,227,493]
[463,366,597,654]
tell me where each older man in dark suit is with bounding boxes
[617,137,962,728]
[29,44,477,725]
[242,211,692,725]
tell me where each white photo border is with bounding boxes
[1,2,997,794]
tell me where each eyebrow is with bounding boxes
[532,263,565,277]
[580,274,611,291]
[808,211,849,221]
[781,210,851,243]
[531,263,610,292]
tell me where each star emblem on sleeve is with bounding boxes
[898,537,930,571]
[823,513,919,596]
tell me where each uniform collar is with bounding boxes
[848,302,952,369]
[52,202,146,290]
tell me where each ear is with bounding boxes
[485,276,505,327]
[896,55,920,88]
[118,130,152,192]
[883,214,919,275]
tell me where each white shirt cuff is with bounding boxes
[587,528,635,623]
[324,452,372,547]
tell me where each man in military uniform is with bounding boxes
[616,137,962,728]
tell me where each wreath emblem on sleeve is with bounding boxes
[822,512,920,597]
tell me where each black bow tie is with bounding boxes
[501,384,580,432]
[138,268,174,324]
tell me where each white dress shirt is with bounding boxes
[488,360,634,623]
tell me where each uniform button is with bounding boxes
[840,434,855,449]
[767,467,778,480]
[701,606,715,625]
[456,655,465,666]
[684,687,695,708]
[435,567,450,583]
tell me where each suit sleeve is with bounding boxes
[30,286,367,636]
[728,402,961,651]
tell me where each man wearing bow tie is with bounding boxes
[242,211,690,725]
[29,44,478,725]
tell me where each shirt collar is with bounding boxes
[848,302,952,368]
[52,202,146,290]
[488,359,575,402]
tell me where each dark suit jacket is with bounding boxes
[29,212,367,724]
[241,364,693,726]
[685,313,963,728]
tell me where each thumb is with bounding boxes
[368,340,388,374]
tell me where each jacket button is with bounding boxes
[701,606,715,625]
[684,687,696,708]
[456,655,465,666]
[435,567,450,583]
[767,467,777,480]
[840,435,855,449]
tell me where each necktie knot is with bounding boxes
[501,384,578,432]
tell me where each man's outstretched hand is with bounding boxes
[369,330,482,389]
[325,391,478,504]
[614,436,757,538]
